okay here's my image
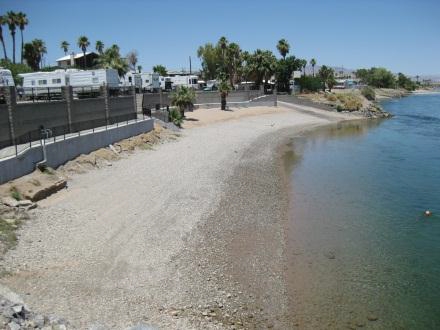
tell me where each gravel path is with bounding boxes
[0,105,357,329]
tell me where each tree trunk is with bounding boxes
[312,66,315,77]
[0,36,7,60]
[12,33,16,64]
[221,93,227,110]
[83,50,86,68]
[20,29,24,64]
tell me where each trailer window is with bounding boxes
[191,79,198,84]
[128,77,132,83]
[145,80,149,83]
[38,80,47,85]
[31,80,35,86]
[92,77,99,83]
[52,78,61,84]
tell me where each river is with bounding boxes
[285,93,440,329]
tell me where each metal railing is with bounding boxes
[0,112,150,160]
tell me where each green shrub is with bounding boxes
[361,86,376,101]
[297,76,323,92]
[169,108,183,127]
[10,187,22,201]
[335,93,363,111]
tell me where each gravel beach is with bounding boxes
[0,105,360,329]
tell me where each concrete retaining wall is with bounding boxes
[0,118,154,184]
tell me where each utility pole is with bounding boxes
[189,56,192,75]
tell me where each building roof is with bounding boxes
[56,52,97,62]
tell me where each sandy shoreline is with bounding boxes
[0,105,362,329]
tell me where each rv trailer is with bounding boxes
[139,73,160,92]
[19,70,72,100]
[170,75,199,89]
[0,69,15,87]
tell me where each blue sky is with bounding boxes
[1,0,439,75]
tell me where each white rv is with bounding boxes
[0,69,15,87]
[120,71,141,88]
[19,70,73,99]
[139,73,160,92]
[170,75,199,89]
[69,69,120,88]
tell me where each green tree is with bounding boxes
[355,67,395,88]
[153,64,167,76]
[318,65,336,91]
[16,12,28,64]
[397,72,416,91]
[197,43,220,80]
[23,39,46,70]
[276,39,290,59]
[77,35,90,68]
[0,15,7,60]
[5,11,18,63]
[245,49,277,88]
[310,58,316,77]
[275,56,301,92]
[60,41,69,55]
[299,59,307,77]
[95,40,104,55]
[96,44,128,77]
[0,59,32,85]
[137,65,142,73]
[170,86,196,116]
[226,42,242,86]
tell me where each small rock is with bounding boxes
[226,293,232,299]
[367,314,378,321]
[202,311,209,316]
[1,197,19,208]
[15,200,33,207]
[7,321,21,330]
[170,310,179,317]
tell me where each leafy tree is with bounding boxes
[355,67,395,88]
[5,11,18,63]
[275,56,301,92]
[95,40,104,55]
[197,42,220,80]
[126,50,138,72]
[318,65,336,91]
[77,35,90,68]
[170,86,196,116]
[96,44,128,77]
[397,72,416,91]
[310,58,316,77]
[361,86,376,100]
[276,39,290,59]
[16,12,28,64]
[0,59,32,85]
[0,15,7,60]
[60,40,69,55]
[297,76,323,92]
[153,64,167,76]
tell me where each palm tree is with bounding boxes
[276,39,290,59]
[170,86,196,116]
[32,39,46,69]
[95,40,104,55]
[5,11,18,63]
[77,35,90,68]
[96,44,128,77]
[300,59,307,77]
[60,41,69,55]
[218,79,231,110]
[153,64,167,76]
[0,15,8,60]
[310,58,317,77]
[16,12,28,64]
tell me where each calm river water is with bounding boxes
[285,93,440,329]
